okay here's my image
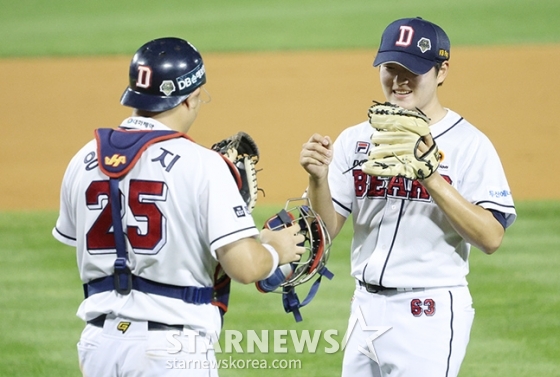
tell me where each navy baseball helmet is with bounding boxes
[120,37,207,112]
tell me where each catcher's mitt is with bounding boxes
[361,102,443,180]
[255,198,334,322]
[211,132,260,213]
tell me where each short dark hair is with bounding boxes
[434,62,446,87]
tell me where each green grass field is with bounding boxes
[1,0,559,57]
[2,0,560,375]
[1,202,559,376]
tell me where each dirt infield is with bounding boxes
[1,45,559,210]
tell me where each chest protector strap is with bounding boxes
[85,128,213,305]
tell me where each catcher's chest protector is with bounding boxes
[95,129,188,178]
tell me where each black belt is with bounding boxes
[87,314,183,331]
[358,281,425,293]
[358,281,397,293]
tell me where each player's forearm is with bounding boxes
[217,239,276,284]
[421,173,505,254]
[307,176,342,238]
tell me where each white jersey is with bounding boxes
[329,109,516,288]
[52,117,259,337]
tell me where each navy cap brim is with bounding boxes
[120,88,190,113]
[373,51,436,75]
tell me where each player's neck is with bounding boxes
[422,101,447,125]
[133,107,193,133]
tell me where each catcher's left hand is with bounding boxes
[212,131,260,212]
[362,101,443,180]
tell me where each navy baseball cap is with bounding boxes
[373,17,450,75]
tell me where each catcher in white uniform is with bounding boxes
[300,17,517,376]
[52,37,305,377]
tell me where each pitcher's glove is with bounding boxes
[361,102,443,180]
[212,132,260,212]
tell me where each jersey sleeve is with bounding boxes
[52,150,84,247]
[203,151,259,256]
[460,135,517,228]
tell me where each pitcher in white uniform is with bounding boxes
[299,17,516,377]
[52,37,305,377]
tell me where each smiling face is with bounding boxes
[379,62,448,120]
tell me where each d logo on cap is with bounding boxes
[373,17,450,75]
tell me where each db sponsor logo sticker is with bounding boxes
[234,206,246,218]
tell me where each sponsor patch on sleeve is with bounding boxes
[488,188,512,198]
[233,205,246,218]
[355,141,370,154]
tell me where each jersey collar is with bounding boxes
[430,109,462,138]
[119,117,172,131]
